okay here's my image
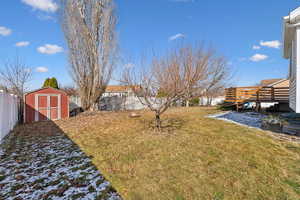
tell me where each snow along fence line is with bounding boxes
[0,90,19,142]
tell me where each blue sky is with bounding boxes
[0,0,298,90]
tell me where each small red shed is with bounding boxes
[24,87,69,123]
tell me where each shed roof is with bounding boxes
[25,87,67,96]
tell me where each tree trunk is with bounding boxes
[155,113,161,130]
[89,102,98,111]
[19,99,24,123]
[186,100,190,107]
[209,97,212,106]
[206,96,211,106]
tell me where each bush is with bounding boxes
[189,98,199,106]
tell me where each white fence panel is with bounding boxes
[0,91,19,142]
[70,95,165,111]
[100,96,165,111]
[199,96,225,106]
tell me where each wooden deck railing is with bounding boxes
[225,86,289,104]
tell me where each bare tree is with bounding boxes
[123,45,213,130]
[203,56,233,105]
[201,56,231,106]
[0,57,32,98]
[61,0,117,111]
[0,57,32,121]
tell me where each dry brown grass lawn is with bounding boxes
[56,107,300,200]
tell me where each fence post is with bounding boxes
[0,90,3,141]
[235,88,238,104]
[255,89,261,112]
[271,87,275,101]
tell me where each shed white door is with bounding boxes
[35,94,61,121]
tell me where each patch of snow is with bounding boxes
[208,111,266,129]
[0,134,122,200]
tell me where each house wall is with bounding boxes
[25,88,69,123]
[0,91,19,142]
[289,27,300,112]
[102,91,132,97]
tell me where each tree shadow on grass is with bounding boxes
[0,119,122,200]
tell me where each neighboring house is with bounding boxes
[102,85,136,98]
[100,85,137,111]
[283,7,300,112]
[259,79,289,88]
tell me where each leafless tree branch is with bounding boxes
[60,0,118,111]
[122,45,216,130]
[0,56,32,122]
[0,56,32,98]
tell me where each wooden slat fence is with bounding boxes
[225,86,289,105]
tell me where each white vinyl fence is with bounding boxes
[70,95,165,111]
[100,96,165,111]
[0,90,19,142]
[199,96,225,106]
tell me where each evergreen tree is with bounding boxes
[50,77,59,89]
[43,78,50,88]
[42,77,59,89]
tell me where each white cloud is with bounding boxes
[37,44,63,54]
[259,40,281,49]
[249,54,268,62]
[169,33,185,41]
[36,66,48,73]
[252,45,261,50]
[0,26,12,36]
[15,41,30,47]
[21,0,58,13]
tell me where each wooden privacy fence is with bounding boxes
[225,86,289,105]
[0,90,19,142]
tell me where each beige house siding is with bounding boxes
[272,80,289,88]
